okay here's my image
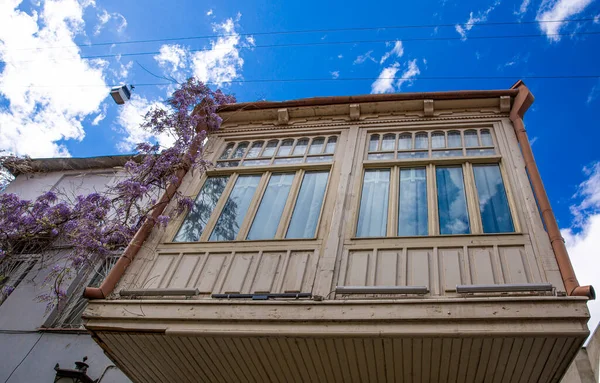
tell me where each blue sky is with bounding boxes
[1,0,600,331]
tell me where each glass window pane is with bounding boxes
[174,176,229,242]
[368,153,394,160]
[209,175,261,241]
[216,160,239,168]
[309,137,325,154]
[467,149,495,156]
[432,150,463,158]
[247,173,294,240]
[382,134,396,151]
[480,129,494,146]
[464,130,479,147]
[286,171,329,238]
[306,155,333,163]
[262,140,279,157]
[277,139,294,156]
[398,133,412,150]
[232,142,249,158]
[398,168,428,236]
[356,169,390,237]
[432,132,445,149]
[473,165,514,233]
[436,167,470,235]
[415,132,428,149]
[246,141,264,158]
[242,159,271,166]
[274,157,303,165]
[369,135,380,152]
[397,151,428,159]
[293,138,309,155]
[448,131,461,148]
[325,136,337,154]
[219,143,234,159]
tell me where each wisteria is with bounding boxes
[0,77,235,310]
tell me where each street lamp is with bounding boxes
[54,356,95,383]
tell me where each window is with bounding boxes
[0,258,36,305]
[356,127,514,237]
[174,135,338,242]
[216,135,338,168]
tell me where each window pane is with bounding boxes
[356,169,390,237]
[398,133,412,150]
[382,134,396,151]
[448,131,461,148]
[432,150,463,158]
[464,130,478,147]
[473,165,514,233]
[216,160,240,168]
[436,167,470,235]
[247,173,294,240]
[369,135,380,152]
[262,140,279,157]
[480,129,494,146]
[242,159,271,167]
[467,149,495,156]
[277,139,294,156]
[398,151,428,159]
[309,137,325,154]
[246,141,264,158]
[209,175,261,241]
[398,168,428,236]
[431,132,445,149]
[232,142,249,158]
[293,138,309,155]
[274,157,303,165]
[368,152,394,160]
[174,176,229,242]
[415,132,428,149]
[219,143,234,159]
[306,155,333,163]
[286,171,329,238]
[325,136,337,153]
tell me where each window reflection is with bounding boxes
[415,132,428,149]
[448,131,461,148]
[309,137,325,154]
[262,140,279,157]
[219,143,234,159]
[286,171,329,238]
[398,168,428,236]
[382,134,396,151]
[431,132,445,149]
[246,141,264,158]
[247,173,294,240]
[232,142,249,158]
[398,133,412,150]
[277,139,294,156]
[464,130,478,147]
[369,135,380,151]
[356,169,390,237]
[436,166,470,235]
[473,165,514,233]
[480,129,493,146]
[209,175,261,241]
[325,136,337,153]
[174,176,229,242]
[293,138,309,155]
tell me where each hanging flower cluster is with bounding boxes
[0,78,235,310]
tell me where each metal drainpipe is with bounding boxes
[510,81,594,299]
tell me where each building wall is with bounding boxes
[0,168,131,383]
[562,326,600,383]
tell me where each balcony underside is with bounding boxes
[85,297,589,383]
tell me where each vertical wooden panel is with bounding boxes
[195,253,228,293]
[222,253,256,293]
[375,250,398,286]
[169,254,200,288]
[469,247,496,284]
[499,246,529,284]
[345,251,370,286]
[408,249,430,287]
[251,252,282,293]
[439,248,463,292]
[283,251,310,292]
[145,254,177,288]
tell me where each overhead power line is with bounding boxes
[9,75,600,89]
[8,17,598,51]
[4,30,600,65]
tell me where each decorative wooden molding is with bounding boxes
[349,104,360,121]
[500,96,511,113]
[277,108,289,125]
[424,100,434,117]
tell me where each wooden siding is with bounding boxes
[97,331,585,383]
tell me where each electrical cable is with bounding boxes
[3,332,44,383]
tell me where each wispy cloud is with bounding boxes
[93,9,127,36]
[536,0,594,41]
[206,9,213,16]
[330,71,340,79]
[353,50,376,65]
[396,59,421,90]
[529,136,539,146]
[514,0,531,16]
[587,81,600,104]
[455,1,500,40]
[371,59,421,94]
[379,40,404,64]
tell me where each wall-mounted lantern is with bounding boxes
[54,356,95,383]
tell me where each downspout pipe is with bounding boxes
[510,80,595,300]
[84,106,208,300]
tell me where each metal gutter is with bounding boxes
[509,80,594,300]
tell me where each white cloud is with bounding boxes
[380,40,404,64]
[396,59,421,90]
[536,0,593,41]
[154,44,188,76]
[455,1,500,40]
[91,103,107,126]
[337,54,343,59]
[206,9,213,16]
[116,94,174,152]
[353,50,376,65]
[93,9,127,36]
[587,81,600,104]
[515,0,531,16]
[561,162,600,337]
[594,14,600,23]
[0,0,109,157]
[529,136,539,146]
[330,71,339,79]
[371,63,400,94]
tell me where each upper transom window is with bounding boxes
[366,128,496,160]
[216,136,338,168]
